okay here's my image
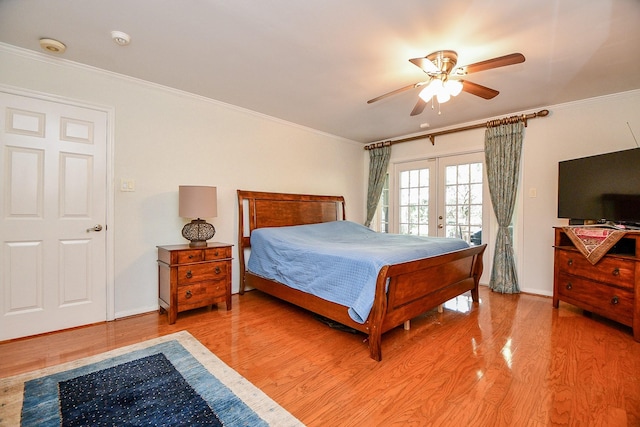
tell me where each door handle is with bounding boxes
[86,224,103,232]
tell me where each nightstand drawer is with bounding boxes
[177,281,227,311]
[204,246,232,261]
[556,250,635,289]
[177,262,228,285]
[177,249,204,264]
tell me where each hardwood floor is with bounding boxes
[2,286,639,426]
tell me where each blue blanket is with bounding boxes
[247,221,469,324]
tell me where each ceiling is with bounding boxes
[1,0,639,144]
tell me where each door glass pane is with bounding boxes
[444,162,483,245]
[399,167,430,236]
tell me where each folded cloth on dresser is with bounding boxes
[562,227,626,265]
[247,221,469,324]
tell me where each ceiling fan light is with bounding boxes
[436,90,451,104]
[418,80,440,102]
[445,80,463,96]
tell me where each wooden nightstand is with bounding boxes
[157,242,233,324]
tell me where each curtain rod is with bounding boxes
[364,109,550,150]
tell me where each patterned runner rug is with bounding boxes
[562,226,627,264]
[0,331,303,427]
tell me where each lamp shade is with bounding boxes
[179,186,217,219]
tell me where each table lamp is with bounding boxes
[179,185,217,247]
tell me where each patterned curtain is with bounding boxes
[484,120,525,293]
[364,144,391,228]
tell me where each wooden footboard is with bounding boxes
[368,244,485,360]
[237,190,486,361]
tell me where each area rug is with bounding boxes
[0,331,304,427]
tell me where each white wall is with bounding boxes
[0,45,366,318]
[374,90,640,296]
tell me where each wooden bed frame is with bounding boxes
[237,190,486,361]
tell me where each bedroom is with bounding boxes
[1,1,640,425]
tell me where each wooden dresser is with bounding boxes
[157,243,232,324]
[553,227,640,341]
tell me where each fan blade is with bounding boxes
[409,57,439,73]
[410,98,427,116]
[461,80,499,99]
[456,53,525,75]
[367,82,425,104]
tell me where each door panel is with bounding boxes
[1,91,108,340]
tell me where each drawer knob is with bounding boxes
[215,266,221,274]
[611,296,619,305]
[185,290,192,299]
[565,282,572,290]
[612,268,620,276]
[186,270,192,279]
[567,259,573,266]
[214,250,219,256]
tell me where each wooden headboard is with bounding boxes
[237,190,346,292]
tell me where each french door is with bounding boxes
[390,152,488,245]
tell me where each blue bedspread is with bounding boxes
[247,221,469,324]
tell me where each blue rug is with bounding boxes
[1,331,304,427]
[57,353,221,426]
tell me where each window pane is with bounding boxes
[470,163,483,182]
[445,166,457,185]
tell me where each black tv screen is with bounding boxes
[558,147,640,225]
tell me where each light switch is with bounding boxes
[120,178,135,192]
[528,188,537,198]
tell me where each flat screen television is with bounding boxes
[557,147,640,228]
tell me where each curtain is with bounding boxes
[484,120,525,293]
[364,144,391,228]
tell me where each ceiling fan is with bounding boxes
[367,50,525,116]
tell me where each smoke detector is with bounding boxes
[39,38,66,54]
[111,31,131,46]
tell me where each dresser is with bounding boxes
[553,227,640,341]
[157,243,233,324]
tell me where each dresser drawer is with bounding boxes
[555,250,635,289]
[557,272,634,326]
[177,281,228,312]
[177,262,229,285]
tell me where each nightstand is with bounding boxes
[157,242,233,324]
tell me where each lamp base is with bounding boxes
[182,219,215,247]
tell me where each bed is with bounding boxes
[237,190,486,361]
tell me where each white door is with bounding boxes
[394,159,437,236]
[436,152,487,243]
[0,90,108,340]
[391,152,488,245]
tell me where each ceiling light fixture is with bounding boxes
[39,38,66,54]
[418,78,463,105]
[111,31,131,46]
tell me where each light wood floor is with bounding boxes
[2,286,639,426]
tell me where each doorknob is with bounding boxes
[86,224,103,232]
[438,224,444,229]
